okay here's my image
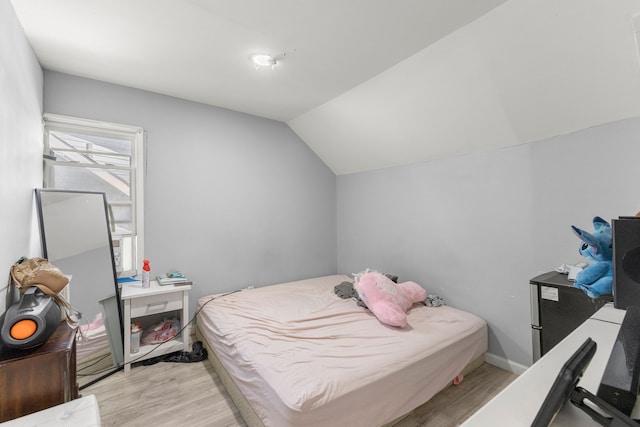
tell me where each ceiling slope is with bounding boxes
[289,0,640,174]
[10,0,640,174]
[9,0,507,122]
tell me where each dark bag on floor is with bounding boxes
[142,341,208,365]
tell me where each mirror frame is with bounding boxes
[34,188,124,386]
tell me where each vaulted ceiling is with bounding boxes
[10,0,640,174]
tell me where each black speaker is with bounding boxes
[597,305,640,415]
[613,217,640,310]
[0,287,61,350]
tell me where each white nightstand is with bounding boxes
[120,280,192,372]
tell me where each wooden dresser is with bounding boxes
[0,321,78,422]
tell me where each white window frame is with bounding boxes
[42,113,145,277]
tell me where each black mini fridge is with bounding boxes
[529,271,613,362]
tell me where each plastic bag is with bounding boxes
[141,318,180,345]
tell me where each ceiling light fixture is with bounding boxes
[250,53,277,70]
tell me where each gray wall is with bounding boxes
[338,117,640,368]
[33,46,640,370]
[43,71,337,315]
[0,0,44,313]
[43,69,640,368]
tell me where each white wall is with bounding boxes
[41,71,640,369]
[337,118,640,367]
[6,0,638,368]
[43,71,337,315]
[0,0,43,313]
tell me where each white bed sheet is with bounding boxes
[197,275,488,427]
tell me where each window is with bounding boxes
[43,113,144,277]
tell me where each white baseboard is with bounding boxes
[485,352,529,375]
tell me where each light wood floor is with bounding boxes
[84,359,517,427]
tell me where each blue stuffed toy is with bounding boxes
[570,216,613,299]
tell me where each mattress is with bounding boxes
[197,275,488,427]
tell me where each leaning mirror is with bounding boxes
[35,189,123,388]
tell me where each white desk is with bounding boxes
[590,303,626,324]
[463,303,637,426]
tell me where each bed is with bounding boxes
[196,274,488,427]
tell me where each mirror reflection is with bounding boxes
[35,189,123,388]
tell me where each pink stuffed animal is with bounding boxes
[354,270,427,327]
